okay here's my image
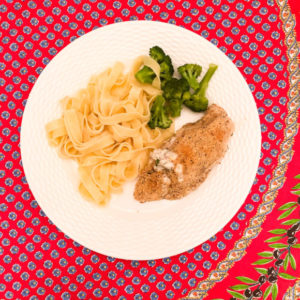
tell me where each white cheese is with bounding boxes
[163,175,171,185]
[162,175,171,196]
[175,163,184,182]
[165,136,176,147]
[150,148,178,171]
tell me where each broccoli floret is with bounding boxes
[163,78,189,117]
[135,46,175,87]
[135,66,156,84]
[160,61,173,86]
[163,78,189,100]
[137,46,218,118]
[183,64,218,112]
[163,55,174,76]
[182,90,192,102]
[148,95,172,129]
[135,46,174,87]
[198,63,218,94]
[166,99,182,117]
[178,64,202,90]
[149,46,166,64]
[184,94,209,112]
[149,46,174,87]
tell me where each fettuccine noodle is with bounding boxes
[46,56,174,204]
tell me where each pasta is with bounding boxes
[46,56,174,204]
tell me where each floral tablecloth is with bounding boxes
[0,0,299,299]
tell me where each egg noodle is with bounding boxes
[46,56,174,204]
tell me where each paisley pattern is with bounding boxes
[283,279,300,300]
[0,0,298,299]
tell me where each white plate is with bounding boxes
[21,21,261,260]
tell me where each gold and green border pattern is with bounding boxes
[283,279,300,299]
[183,0,300,298]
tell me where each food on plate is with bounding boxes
[181,64,218,112]
[148,95,172,129]
[135,46,218,129]
[46,45,220,205]
[46,56,174,204]
[134,104,234,202]
[135,46,174,88]
[178,63,202,90]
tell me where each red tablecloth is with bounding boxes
[0,0,299,299]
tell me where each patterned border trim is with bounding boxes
[283,279,300,300]
[183,0,300,298]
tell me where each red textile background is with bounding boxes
[207,119,300,299]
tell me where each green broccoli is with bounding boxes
[149,46,166,64]
[163,78,189,100]
[160,60,174,86]
[183,64,218,112]
[163,55,173,70]
[198,63,218,94]
[182,90,192,102]
[161,55,174,78]
[163,78,189,117]
[178,64,202,90]
[148,95,172,129]
[135,46,218,126]
[134,46,174,87]
[166,99,182,117]
[149,46,174,87]
[184,93,209,112]
[135,66,156,84]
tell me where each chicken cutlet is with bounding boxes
[134,104,234,202]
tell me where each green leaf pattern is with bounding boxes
[227,173,300,299]
[278,272,297,280]
[277,206,297,220]
[289,252,296,270]
[252,258,273,265]
[257,252,273,258]
[235,276,257,284]
[268,228,286,234]
[283,253,289,271]
[282,219,300,225]
[271,283,278,300]
[227,290,246,299]
[278,202,297,210]
[265,236,284,243]
[254,268,267,274]
[229,284,251,291]
[263,285,272,300]
[268,243,287,249]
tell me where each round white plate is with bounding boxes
[21,21,261,260]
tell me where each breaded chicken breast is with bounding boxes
[134,104,234,202]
